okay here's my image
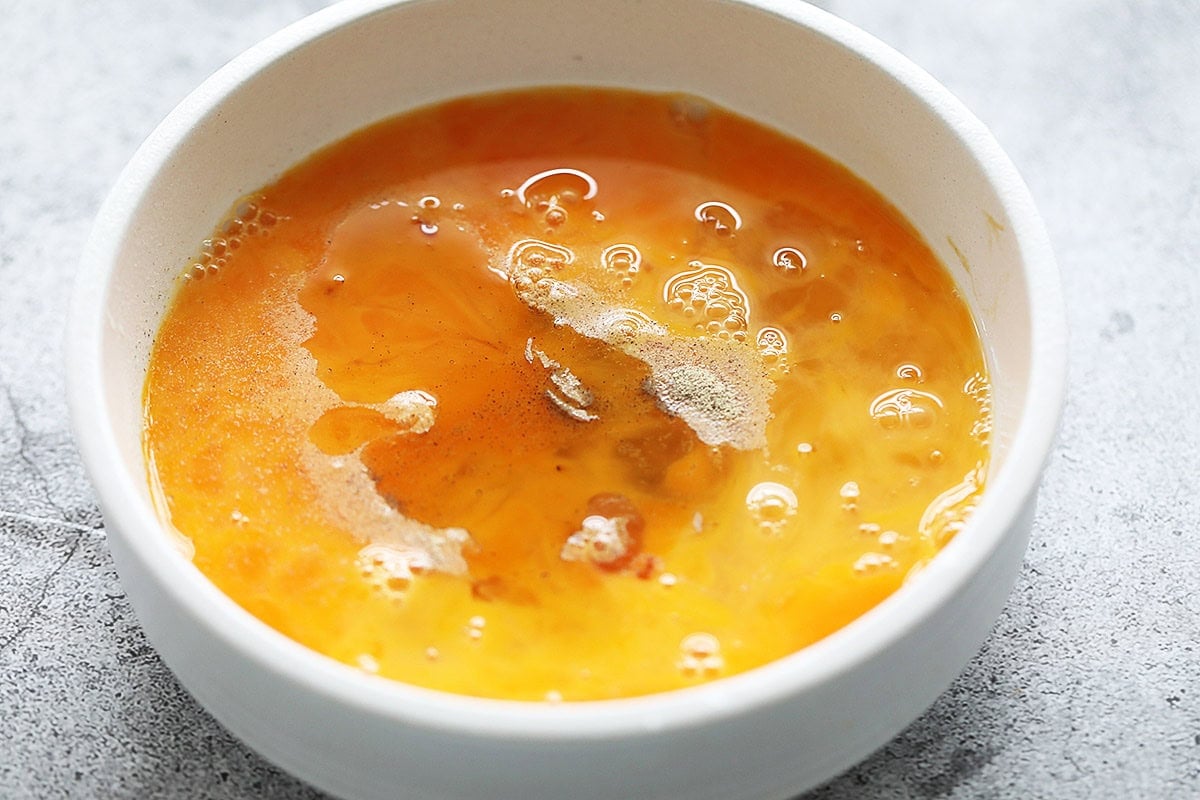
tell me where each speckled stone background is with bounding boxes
[1,1,1197,797]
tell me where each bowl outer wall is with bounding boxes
[65,0,1067,798]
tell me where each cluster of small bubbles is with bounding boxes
[853,552,896,574]
[869,388,944,430]
[745,481,798,533]
[503,238,574,285]
[796,441,814,455]
[356,654,380,674]
[356,544,431,600]
[693,200,742,237]
[465,615,486,641]
[854,239,867,255]
[896,363,924,382]
[663,261,750,340]
[601,243,642,287]
[839,481,861,511]
[772,246,808,274]
[186,203,277,279]
[230,509,249,525]
[919,463,984,545]
[677,632,724,676]
[964,372,993,443]
[755,327,789,370]
[858,522,881,536]
[561,514,631,565]
[595,308,664,342]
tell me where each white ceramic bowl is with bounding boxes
[67,1,1066,798]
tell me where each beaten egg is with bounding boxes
[142,87,990,701]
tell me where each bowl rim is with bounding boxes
[66,0,1067,740]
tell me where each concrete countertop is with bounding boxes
[1,1,1196,797]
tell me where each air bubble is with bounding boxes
[830,312,843,323]
[230,509,249,525]
[853,552,896,574]
[796,442,814,455]
[465,615,486,641]
[755,327,788,368]
[659,572,678,587]
[452,202,465,211]
[545,690,563,703]
[592,210,606,222]
[869,388,944,430]
[693,200,742,236]
[516,167,598,209]
[896,363,924,382]
[772,247,807,273]
[356,654,380,673]
[663,260,750,338]
[878,530,900,547]
[425,647,440,661]
[419,196,441,209]
[601,243,642,284]
[420,222,439,235]
[544,207,567,227]
[677,632,724,676]
[840,481,861,511]
[745,481,798,532]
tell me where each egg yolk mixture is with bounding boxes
[142,88,991,701]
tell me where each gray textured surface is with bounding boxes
[1,0,1197,797]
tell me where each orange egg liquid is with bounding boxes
[143,88,990,700]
